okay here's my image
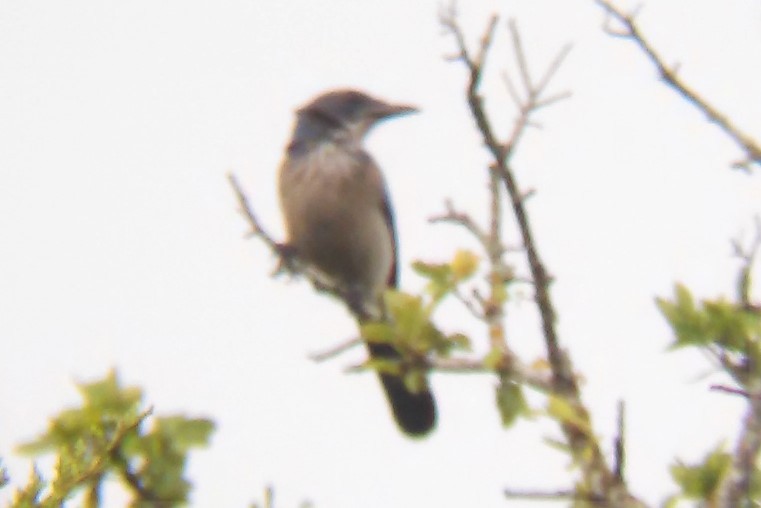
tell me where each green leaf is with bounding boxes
[411,260,452,281]
[447,332,472,351]
[153,416,215,451]
[360,322,395,344]
[384,291,428,347]
[658,284,761,362]
[11,467,44,506]
[78,369,142,416]
[495,381,528,427]
[547,395,592,437]
[483,348,505,370]
[670,445,731,499]
[704,299,761,352]
[403,370,428,394]
[412,260,454,301]
[365,358,402,376]
[656,284,711,347]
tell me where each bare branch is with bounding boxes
[533,91,573,111]
[596,0,761,168]
[501,71,523,109]
[429,199,492,250]
[535,43,573,97]
[502,22,572,158]
[508,19,533,96]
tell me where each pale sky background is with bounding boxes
[2,1,761,507]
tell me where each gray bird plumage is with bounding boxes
[278,89,436,436]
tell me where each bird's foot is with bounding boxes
[274,243,299,275]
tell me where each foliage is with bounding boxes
[2,370,214,508]
[657,280,761,504]
[360,250,476,393]
[657,283,761,359]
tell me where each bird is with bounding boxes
[277,89,436,436]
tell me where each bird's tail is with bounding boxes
[366,342,436,437]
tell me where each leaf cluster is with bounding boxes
[4,370,214,508]
[658,284,761,383]
[359,250,478,394]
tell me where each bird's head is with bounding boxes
[297,89,418,142]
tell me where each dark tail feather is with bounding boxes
[367,343,436,436]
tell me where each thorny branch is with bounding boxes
[439,4,645,504]
[596,0,761,170]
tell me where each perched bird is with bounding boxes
[278,89,436,436]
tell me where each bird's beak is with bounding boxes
[372,102,419,119]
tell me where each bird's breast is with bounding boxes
[278,142,394,301]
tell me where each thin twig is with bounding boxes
[347,354,553,392]
[596,0,761,169]
[309,337,363,362]
[508,19,533,96]
[503,488,575,500]
[440,7,504,162]
[731,216,761,309]
[503,488,612,505]
[452,286,485,320]
[228,173,280,252]
[429,199,492,249]
[504,20,572,158]
[711,384,752,399]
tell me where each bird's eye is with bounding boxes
[344,93,369,113]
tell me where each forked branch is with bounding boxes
[440,5,643,503]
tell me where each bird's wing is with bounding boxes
[380,187,398,288]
